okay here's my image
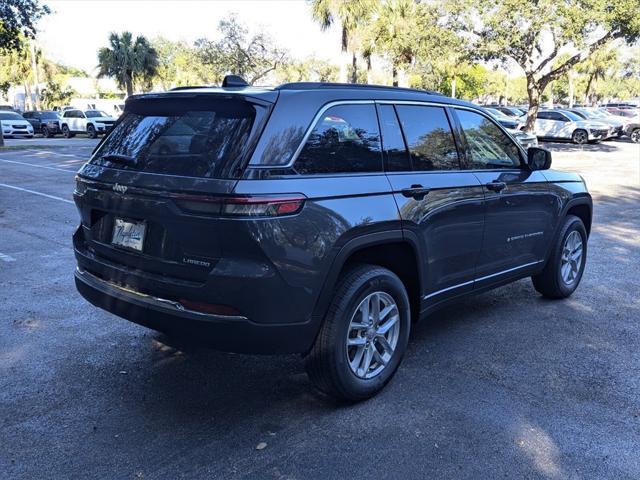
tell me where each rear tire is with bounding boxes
[305,264,411,402]
[631,128,640,144]
[572,129,588,144]
[532,215,587,299]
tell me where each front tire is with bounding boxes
[62,125,74,138]
[86,125,97,139]
[572,129,588,145]
[532,215,587,299]
[631,128,640,144]
[305,264,411,402]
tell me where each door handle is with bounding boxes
[485,181,507,193]
[401,184,430,200]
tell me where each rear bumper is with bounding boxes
[74,267,317,354]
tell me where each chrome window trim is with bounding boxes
[251,98,525,171]
[422,260,544,300]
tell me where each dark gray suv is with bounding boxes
[73,79,592,401]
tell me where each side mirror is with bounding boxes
[527,147,552,170]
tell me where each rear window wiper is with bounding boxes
[101,153,137,166]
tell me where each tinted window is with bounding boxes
[86,110,108,118]
[395,105,459,171]
[378,104,410,171]
[91,97,265,179]
[41,112,59,119]
[562,111,583,121]
[456,109,521,169]
[536,111,552,120]
[295,104,382,175]
[0,112,23,120]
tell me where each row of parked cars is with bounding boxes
[3,101,639,149]
[0,108,118,139]
[483,103,640,144]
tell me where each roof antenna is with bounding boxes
[222,75,249,88]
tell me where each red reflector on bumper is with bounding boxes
[179,300,241,316]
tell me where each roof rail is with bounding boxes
[275,82,440,95]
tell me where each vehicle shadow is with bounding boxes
[539,140,628,153]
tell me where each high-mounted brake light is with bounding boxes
[170,193,306,217]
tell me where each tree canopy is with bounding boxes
[195,16,288,85]
[97,32,158,97]
[449,0,640,129]
[0,0,49,53]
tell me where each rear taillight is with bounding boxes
[170,194,306,217]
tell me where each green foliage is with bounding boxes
[0,0,49,53]
[448,0,640,129]
[97,32,159,96]
[40,80,74,109]
[310,0,377,82]
[276,57,339,83]
[151,37,209,89]
[54,63,89,77]
[195,16,288,85]
[363,0,420,84]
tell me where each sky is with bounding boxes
[37,0,343,74]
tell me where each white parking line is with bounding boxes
[0,182,74,204]
[29,150,85,158]
[0,158,77,173]
[0,252,16,262]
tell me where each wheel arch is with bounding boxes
[311,231,424,328]
[543,195,593,264]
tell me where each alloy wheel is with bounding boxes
[573,130,587,144]
[560,230,583,285]
[346,291,400,380]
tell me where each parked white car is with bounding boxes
[59,109,117,138]
[534,110,611,144]
[0,111,34,138]
[568,108,626,138]
[507,128,538,149]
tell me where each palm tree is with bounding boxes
[365,0,419,86]
[97,32,158,97]
[310,0,376,83]
[578,47,617,105]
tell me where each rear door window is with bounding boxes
[394,105,460,171]
[294,104,382,175]
[90,97,267,179]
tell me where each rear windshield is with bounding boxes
[91,96,267,179]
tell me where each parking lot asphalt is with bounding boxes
[1,138,639,479]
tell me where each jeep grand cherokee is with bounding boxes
[73,77,592,401]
